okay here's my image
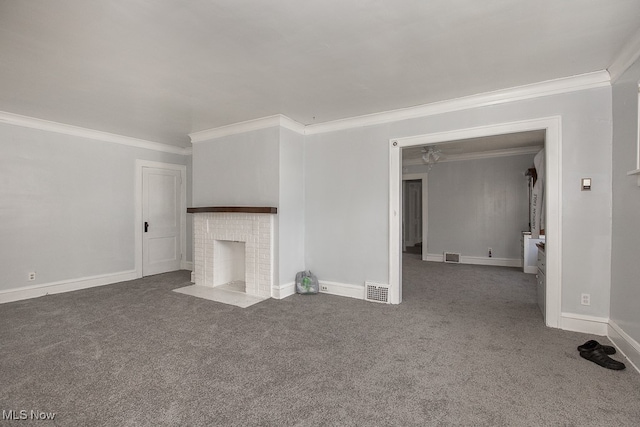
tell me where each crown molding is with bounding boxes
[403,145,543,166]
[608,28,640,83]
[0,111,189,155]
[279,115,307,135]
[189,114,306,143]
[305,71,610,135]
[3,70,611,150]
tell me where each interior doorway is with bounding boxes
[402,174,428,258]
[142,166,182,276]
[403,179,421,253]
[135,160,187,278]
[389,117,562,328]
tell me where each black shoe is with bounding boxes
[580,347,626,370]
[577,340,616,355]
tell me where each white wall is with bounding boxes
[304,86,612,317]
[412,154,534,260]
[278,128,305,286]
[610,57,640,345]
[304,126,390,285]
[192,127,279,206]
[191,126,305,288]
[0,122,191,293]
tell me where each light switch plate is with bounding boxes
[581,178,591,191]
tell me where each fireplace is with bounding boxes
[190,208,276,299]
[213,240,246,290]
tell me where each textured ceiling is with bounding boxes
[1,0,639,147]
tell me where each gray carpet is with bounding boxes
[1,254,639,426]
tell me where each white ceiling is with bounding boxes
[1,0,639,147]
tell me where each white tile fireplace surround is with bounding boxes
[191,208,276,299]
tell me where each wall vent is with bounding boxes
[365,281,390,303]
[444,252,461,263]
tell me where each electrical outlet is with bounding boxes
[28,272,36,281]
[321,285,328,292]
[581,293,590,306]
[488,247,493,258]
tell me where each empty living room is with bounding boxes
[1,1,640,425]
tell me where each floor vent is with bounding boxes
[444,252,461,263]
[365,281,390,303]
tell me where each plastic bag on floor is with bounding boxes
[295,270,319,295]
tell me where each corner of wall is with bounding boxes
[608,320,640,374]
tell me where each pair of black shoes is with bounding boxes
[578,340,625,370]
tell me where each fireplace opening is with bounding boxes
[213,240,246,293]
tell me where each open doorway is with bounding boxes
[401,132,544,316]
[389,117,562,328]
[402,178,425,256]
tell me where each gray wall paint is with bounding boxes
[305,127,390,285]
[0,123,191,292]
[278,128,305,285]
[191,126,305,287]
[192,127,280,206]
[611,57,640,343]
[420,154,535,259]
[305,87,612,317]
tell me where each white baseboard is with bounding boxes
[181,261,194,271]
[559,312,609,335]
[274,280,364,300]
[0,270,138,304]
[319,280,364,300]
[608,320,640,374]
[272,282,295,299]
[426,253,522,268]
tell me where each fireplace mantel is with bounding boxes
[187,206,277,214]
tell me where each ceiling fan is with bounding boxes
[422,146,442,170]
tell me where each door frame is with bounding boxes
[135,160,187,278]
[402,173,428,261]
[389,117,562,328]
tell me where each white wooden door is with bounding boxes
[142,167,181,276]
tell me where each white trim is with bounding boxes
[307,72,608,135]
[0,111,189,155]
[135,160,187,278]
[189,114,306,142]
[402,173,429,261]
[608,27,640,83]
[181,261,194,271]
[390,117,562,327]
[608,320,640,374]
[184,72,608,142]
[0,270,137,304]
[403,146,543,166]
[319,280,365,300]
[627,169,640,186]
[425,253,521,268]
[390,141,402,304]
[559,312,609,335]
[279,115,308,135]
[272,282,296,299]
